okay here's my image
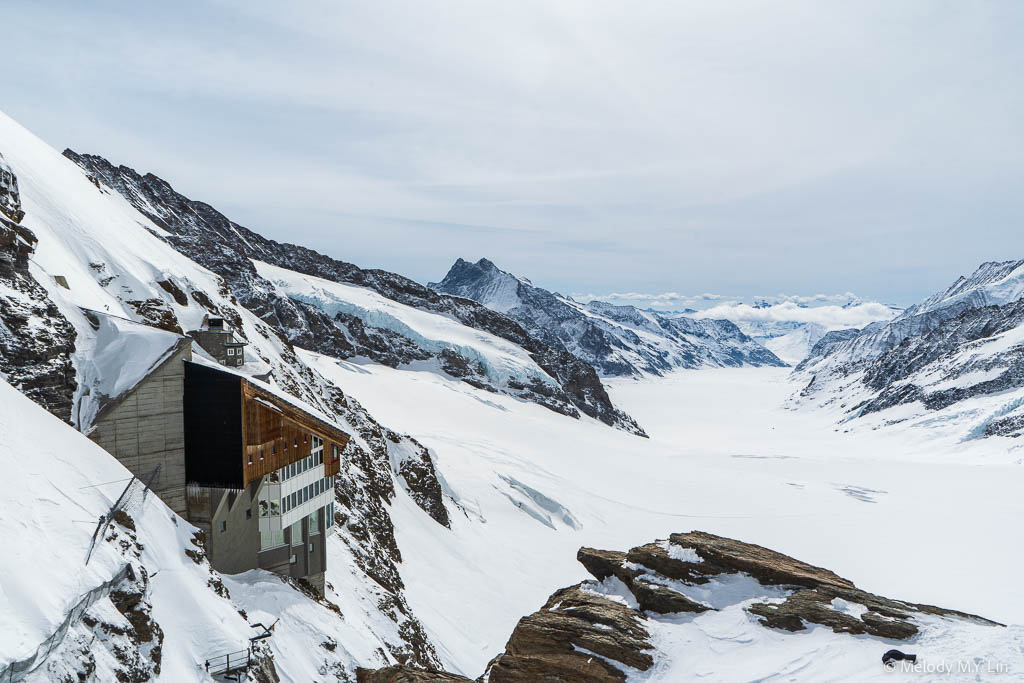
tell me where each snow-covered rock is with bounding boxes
[359,531,1015,682]
[430,258,785,376]
[60,153,644,436]
[793,259,1024,441]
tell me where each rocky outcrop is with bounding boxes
[62,151,644,436]
[431,258,785,377]
[0,209,77,423]
[0,152,25,223]
[358,531,1002,682]
[484,583,654,682]
[355,665,472,682]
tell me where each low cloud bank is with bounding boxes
[575,291,900,330]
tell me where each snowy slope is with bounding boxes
[758,322,827,365]
[0,109,453,677]
[255,259,558,392]
[2,106,1022,682]
[431,258,785,376]
[793,260,1024,443]
[0,377,398,682]
[299,353,1024,679]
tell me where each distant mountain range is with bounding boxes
[430,258,786,376]
[793,259,1024,439]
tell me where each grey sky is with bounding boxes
[3,0,1023,306]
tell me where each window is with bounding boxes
[289,554,296,564]
[291,521,303,546]
[237,358,243,366]
[220,521,227,533]
[246,509,252,520]
[310,509,319,535]
[247,454,253,465]
[260,529,285,551]
[227,348,234,356]
[219,359,226,365]
[270,498,280,516]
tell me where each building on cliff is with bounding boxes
[188,314,248,367]
[84,315,347,594]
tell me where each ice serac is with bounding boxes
[794,259,1024,439]
[430,257,786,377]
[60,151,644,436]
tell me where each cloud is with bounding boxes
[575,291,899,329]
[3,1,1023,300]
[690,301,898,330]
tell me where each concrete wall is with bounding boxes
[203,484,262,574]
[89,344,190,516]
[190,479,327,593]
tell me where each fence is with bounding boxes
[85,464,161,564]
[0,463,163,680]
[0,563,135,682]
[204,649,252,677]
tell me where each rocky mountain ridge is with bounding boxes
[430,258,785,376]
[794,259,1024,439]
[63,151,644,436]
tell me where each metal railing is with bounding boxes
[0,564,135,682]
[204,649,251,676]
[85,464,161,564]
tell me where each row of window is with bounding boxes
[282,435,324,480]
[226,347,243,357]
[282,475,333,513]
[258,503,335,551]
[219,357,244,366]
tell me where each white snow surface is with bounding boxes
[76,313,185,430]
[254,259,557,389]
[2,105,1022,680]
[302,354,1024,680]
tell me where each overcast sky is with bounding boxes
[3,0,1023,306]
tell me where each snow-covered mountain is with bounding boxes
[430,258,786,376]
[62,151,643,437]
[793,260,1024,441]
[2,105,1023,683]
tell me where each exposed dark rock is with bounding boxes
[484,583,654,682]
[0,214,77,422]
[63,151,644,435]
[0,152,25,223]
[155,278,188,306]
[355,665,472,682]
[667,531,855,589]
[856,299,1024,418]
[123,298,182,334]
[392,439,450,528]
[431,257,785,378]
[629,579,708,614]
[362,531,1002,682]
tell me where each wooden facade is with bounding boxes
[240,381,347,486]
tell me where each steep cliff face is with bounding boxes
[431,258,785,377]
[62,151,644,436]
[0,114,460,677]
[0,164,76,422]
